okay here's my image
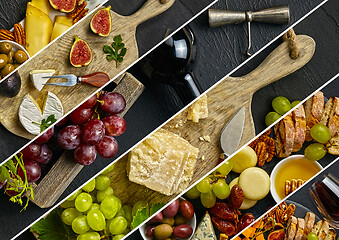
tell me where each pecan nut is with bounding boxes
[73,8,89,23]
[68,1,87,19]
[14,23,25,46]
[255,141,268,167]
[0,29,14,41]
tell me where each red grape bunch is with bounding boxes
[57,92,127,165]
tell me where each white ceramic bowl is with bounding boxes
[0,40,30,59]
[270,154,323,203]
[139,197,197,240]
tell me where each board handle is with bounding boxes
[80,72,110,87]
[129,0,175,27]
[242,35,315,92]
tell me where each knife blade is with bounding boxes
[219,107,246,157]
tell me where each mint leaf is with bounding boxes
[150,203,165,216]
[131,205,149,229]
[31,209,75,240]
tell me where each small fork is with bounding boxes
[43,72,110,87]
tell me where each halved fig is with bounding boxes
[90,6,112,37]
[69,36,92,67]
[49,0,76,13]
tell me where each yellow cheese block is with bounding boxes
[51,21,70,41]
[127,129,199,195]
[55,16,73,27]
[25,2,53,56]
[31,0,50,15]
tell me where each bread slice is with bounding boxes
[292,105,306,152]
[326,132,339,155]
[305,91,325,141]
[318,221,329,240]
[295,218,305,240]
[311,220,323,235]
[302,212,315,240]
[275,113,295,158]
[284,216,297,240]
[324,228,336,240]
[321,97,339,137]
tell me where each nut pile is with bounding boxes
[67,0,89,23]
[248,129,275,167]
[0,23,25,46]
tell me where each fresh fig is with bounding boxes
[49,0,76,13]
[0,71,21,97]
[90,6,112,37]
[70,36,92,68]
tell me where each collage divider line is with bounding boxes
[0,0,219,169]
[10,0,332,238]
[118,72,339,240]
[0,0,109,85]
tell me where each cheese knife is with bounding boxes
[42,72,111,87]
[219,107,246,157]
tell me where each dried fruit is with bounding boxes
[237,213,255,233]
[69,35,92,67]
[211,216,236,235]
[90,6,112,37]
[209,202,236,221]
[0,29,15,41]
[49,0,77,13]
[228,185,244,210]
[14,23,26,46]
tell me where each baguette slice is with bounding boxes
[292,105,307,152]
[302,212,315,240]
[318,221,329,240]
[305,91,324,141]
[324,228,336,240]
[321,97,339,137]
[275,113,295,158]
[311,220,324,235]
[295,218,305,240]
[284,216,297,240]
[326,132,339,155]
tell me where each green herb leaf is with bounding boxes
[150,203,165,216]
[131,205,149,229]
[40,114,57,132]
[103,35,127,67]
[31,209,75,240]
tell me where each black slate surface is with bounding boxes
[2,0,339,239]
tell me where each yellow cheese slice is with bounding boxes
[51,22,70,41]
[31,0,50,15]
[25,2,53,56]
[55,16,74,27]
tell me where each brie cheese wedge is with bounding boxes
[30,69,56,91]
[18,92,63,135]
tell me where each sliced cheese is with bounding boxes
[191,212,217,240]
[30,69,56,91]
[187,94,208,123]
[55,16,73,27]
[18,92,63,135]
[127,129,199,195]
[51,22,71,41]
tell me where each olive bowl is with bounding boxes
[0,40,30,64]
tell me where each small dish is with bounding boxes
[270,154,322,203]
[0,40,30,59]
[139,197,197,240]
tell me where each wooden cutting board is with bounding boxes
[0,0,174,140]
[31,72,145,208]
[106,35,316,207]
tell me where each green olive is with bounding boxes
[0,42,12,54]
[1,64,14,76]
[14,50,28,64]
[13,64,20,69]
[7,50,14,64]
[0,54,8,69]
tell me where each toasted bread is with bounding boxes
[292,105,306,152]
[318,221,329,240]
[275,113,295,158]
[284,216,297,240]
[305,91,324,141]
[302,212,315,240]
[326,132,339,155]
[295,218,305,240]
[312,220,324,235]
[324,228,336,240]
[321,97,339,137]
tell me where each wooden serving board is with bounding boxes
[31,72,145,208]
[0,0,174,140]
[105,35,316,207]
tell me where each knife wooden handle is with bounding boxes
[80,72,110,87]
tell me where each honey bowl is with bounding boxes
[270,155,322,203]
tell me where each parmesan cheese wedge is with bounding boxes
[18,92,63,135]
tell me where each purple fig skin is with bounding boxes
[163,199,180,218]
[148,212,163,224]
